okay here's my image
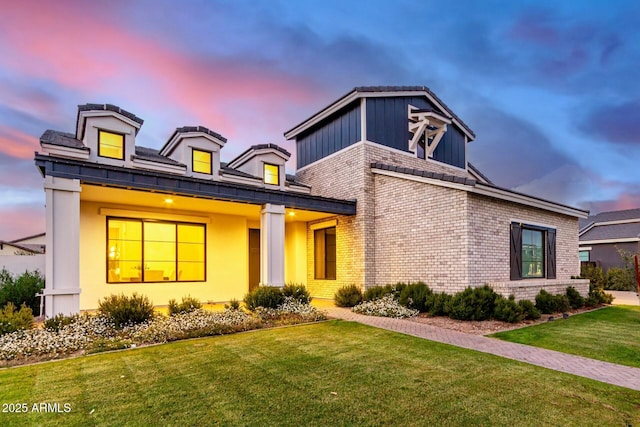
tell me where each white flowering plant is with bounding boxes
[352,294,419,318]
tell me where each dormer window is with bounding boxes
[264,163,279,185]
[192,149,212,174]
[98,130,125,160]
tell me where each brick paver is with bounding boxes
[326,307,640,391]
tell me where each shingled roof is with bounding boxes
[40,130,87,150]
[579,208,640,241]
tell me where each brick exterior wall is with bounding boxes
[296,140,585,300]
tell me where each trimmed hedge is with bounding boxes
[334,285,363,307]
[244,286,285,311]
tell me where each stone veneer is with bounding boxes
[296,140,586,299]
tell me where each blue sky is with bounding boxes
[1,0,639,239]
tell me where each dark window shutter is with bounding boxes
[510,223,522,280]
[546,229,556,279]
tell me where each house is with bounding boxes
[579,208,640,270]
[0,233,46,276]
[35,87,589,317]
[0,233,46,256]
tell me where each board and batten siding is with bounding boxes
[296,101,361,169]
[365,97,466,169]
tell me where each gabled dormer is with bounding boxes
[159,126,227,180]
[76,103,144,167]
[227,144,291,190]
[285,86,475,171]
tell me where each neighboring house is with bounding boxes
[579,208,640,270]
[0,233,46,275]
[35,87,589,317]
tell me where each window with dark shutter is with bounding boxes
[510,222,557,280]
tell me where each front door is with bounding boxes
[248,229,260,292]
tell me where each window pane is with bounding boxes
[579,251,589,262]
[314,229,326,279]
[325,227,336,280]
[264,163,279,185]
[99,130,124,159]
[143,222,176,282]
[193,149,212,174]
[522,229,544,278]
[107,219,142,282]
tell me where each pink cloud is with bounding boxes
[0,206,45,241]
[507,12,559,46]
[0,1,323,142]
[0,126,40,159]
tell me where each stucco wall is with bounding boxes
[80,202,252,310]
[587,242,639,271]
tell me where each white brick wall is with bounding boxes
[296,141,584,300]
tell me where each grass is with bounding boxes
[491,306,640,368]
[0,321,638,426]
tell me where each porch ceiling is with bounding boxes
[81,185,334,222]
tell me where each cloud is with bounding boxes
[578,100,640,146]
[579,190,640,214]
[0,126,40,159]
[0,204,45,241]
[466,106,571,188]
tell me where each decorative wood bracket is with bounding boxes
[408,105,451,158]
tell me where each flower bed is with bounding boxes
[0,301,326,366]
[352,294,418,318]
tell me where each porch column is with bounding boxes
[260,203,285,287]
[44,176,82,317]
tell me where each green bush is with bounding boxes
[493,295,524,323]
[363,285,393,301]
[398,282,432,312]
[585,283,614,307]
[0,302,34,335]
[0,269,45,314]
[98,293,155,328]
[447,286,499,321]
[224,299,241,310]
[282,283,312,304]
[244,286,284,311]
[535,290,572,314]
[334,285,363,307]
[581,264,606,290]
[535,290,556,314]
[518,299,541,320]
[565,286,585,309]
[605,267,635,291]
[168,296,202,316]
[44,313,79,332]
[427,292,451,316]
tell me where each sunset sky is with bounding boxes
[1,0,639,240]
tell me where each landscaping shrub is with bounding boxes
[581,264,606,290]
[0,303,34,336]
[585,282,614,307]
[224,299,241,310]
[168,296,202,316]
[447,286,499,321]
[282,283,311,304]
[605,267,635,291]
[334,285,363,307]
[566,286,585,309]
[0,269,45,314]
[493,295,524,323]
[352,294,418,318]
[244,286,284,311]
[44,313,79,332]
[98,293,155,329]
[363,285,394,301]
[518,299,541,320]
[398,282,432,312]
[535,290,571,314]
[535,290,556,314]
[427,292,452,316]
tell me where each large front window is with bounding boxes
[98,130,125,159]
[314,227,336,280]
[107,218,205,283]
[522,228,544,278]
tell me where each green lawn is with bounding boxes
[0,321,639,426]
[492,306,640,368]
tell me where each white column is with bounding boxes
[260,203,285,287]
[44,176,82,317]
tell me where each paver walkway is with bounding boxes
[326,307,640,391]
